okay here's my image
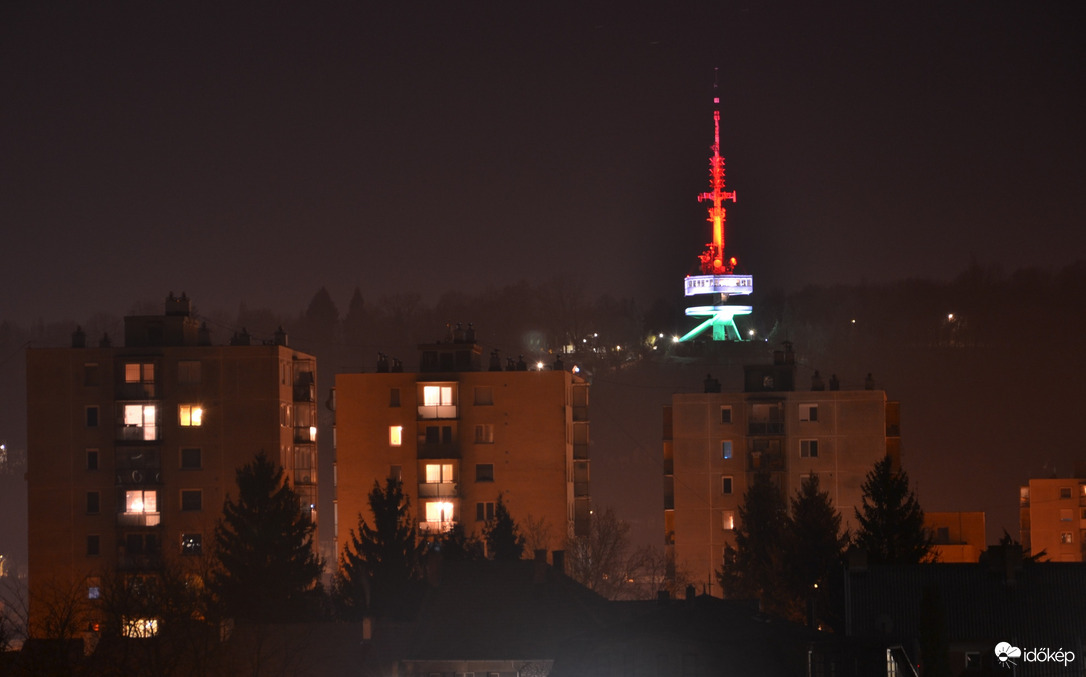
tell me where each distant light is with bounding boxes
[582,338,587,343]
[658,333,664,338]
[615,345,622,351]
[947,313,955,321]
[572,365,580,374]
[850,319,856,324]
[671,336,679,343]
[593,333,598,338]
[536,361,544,370]
[748,329,755,337]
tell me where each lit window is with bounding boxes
[87,583,100,599]
[419,384,457,419]
[474,424,494,444]
[180,490,202,512]
[476,501,495,522]
[423,385,454,406]
[720,406,732,424]
[476,464,494,482]
[389,426,403,446]
[125,490,160,525]
[122,617,159,638]
[722,476,733,495]
[179,404,203,427]
[181,533,203,556]
[425,464,454,484]
[474,387,494,406]
[799,404,818,422]
[180,447,201,470]
[423,501,455,531]
[800,440,819,458]
[125,362,154,384]
[123,404,157,440]
[722,510,735,530]
[721,440,733,460]
[1061,532,1074,544]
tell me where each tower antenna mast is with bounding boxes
[698,68,737,275]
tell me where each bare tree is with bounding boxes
[566,508,650,600]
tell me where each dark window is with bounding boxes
[722,476,733,495]
[1060,487,1073,500]
[181,533,202,556]
[86,406,99,428]
[474,387,494,406]
[180,490,202,512]
[441,426,453,444]
[476,464,494,482]
[800,440,819,458]
[86,491,100,514]
[476,502,495,522]
[83,363,99,387]
[180,447,201,470]
[87,535,100,556]
[389,388,400,407]
[389,465,402,482]
[87,449,99,471]
[425,427,440,444]
[720,407,732,424]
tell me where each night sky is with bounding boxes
[3,2,1084,324]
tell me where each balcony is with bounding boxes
[749,451,784,472]
[418,482,458,499]
[748,421,784,435]
[573,443,589,460]
[294,426,317,444]
[572,406,589,422]
[116,552,163,572]
[418,404,457,420]
[417,442,461,459]
[117,425,158,443]
[293,383,316,403]
[117,512,161,528]
[116,383,158,400]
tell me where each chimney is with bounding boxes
[274,326,288,346]
[71,326,86,348]
[198,322,212,346]
[551,550,565,575]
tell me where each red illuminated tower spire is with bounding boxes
[697,70,737,275]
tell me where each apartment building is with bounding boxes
[25,293,317,634]
[663,344,901,595]
[333,327,589,561]
[1020,473,1086,562]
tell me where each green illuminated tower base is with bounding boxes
[680,304,753,342]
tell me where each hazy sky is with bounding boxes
[3,2,1083,323]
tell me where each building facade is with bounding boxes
[334,329,589,562]
[663,345,901,595]
[25,294,318,634]
[1020,474,1086,562]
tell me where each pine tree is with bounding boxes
[717,471,789,614]
[337,478,424,619]
[783,474,849,627]
[211,452,323,622]
[854,455,934,564]
[484,494,525,561]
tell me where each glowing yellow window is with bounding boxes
[179,405,203,427]
[389,425,403,446]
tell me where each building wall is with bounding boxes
[1020,478,1086,562]
[665,388,896,596]
[26,335,317,634]
[334,369,588,563]
[926,511,986,563]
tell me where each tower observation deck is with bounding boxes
[680,74,753,342]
